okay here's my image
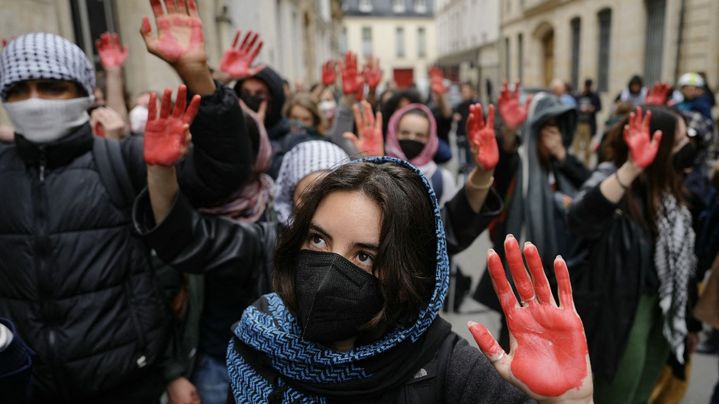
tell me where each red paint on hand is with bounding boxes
[95,32,128,69]
[144,85,201,166]
[498,81,531,132]
[483,240,589,398]
[340,51,362,96]
[646,82,671,106]
[468,322,505,359]
[362,56,383,90]
[322,60,337,86]
[141,0,206,65]
[220,30,266,80]
[350,101,383,157]
[467,103,498,171]
[624,106,662,169]
[429,67,446,95]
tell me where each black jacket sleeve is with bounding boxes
[555,154,592,189]
[0,318,33,403]
[493,146,520,201]
[567,163,619,240]
[443,336,533,404]
[444,185,503,256]
[133,188,276,278]
[122,82,253,207]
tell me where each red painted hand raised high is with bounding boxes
[140,0,206,65]
[498,81,532,132]
[429,67,446,95]
[467,103,498,171]
[468,235,592,400]
[340,51,364,97]
[343,100,384,157]
[645,82,671,106]
[95,32,128,69]
[144,85,201,166]
[624,106,663,169]
[363,56,383,90]
[322,60,337,87]
[220,30,266,80]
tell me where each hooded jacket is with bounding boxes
[0,83,252,400]
[235,66,288,140]
[474,94,590,312]
[213,157,528,403]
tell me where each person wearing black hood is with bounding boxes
[233,66,289,140]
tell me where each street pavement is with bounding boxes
[441,232,717,403]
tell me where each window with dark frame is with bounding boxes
[570,17,581,90]
[597,9,612,92]
[518,33,523,83]
[396,27,405,58]
[644,0,666,85]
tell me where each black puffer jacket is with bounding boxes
[0,83,252,401]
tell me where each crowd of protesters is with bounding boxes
[0,1,717,403]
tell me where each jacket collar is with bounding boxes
[15,123,94,168]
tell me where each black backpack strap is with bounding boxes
[92,137,136,211]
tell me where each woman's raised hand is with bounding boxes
[340,51,364,99]
[95,32,128,70]
[343,100,384,157]
[140,0,205,66]
[624,106,662,169]
[363,56,383,91]
[467,103,498,171]
[498,81,532,132]
[322,60,337,87]
[468,235,593,402]
[144,85,201,166]
[219,30,266,80]
[645,82,671,106]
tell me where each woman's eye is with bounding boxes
[308,234,326,249]
[356,251,374,267]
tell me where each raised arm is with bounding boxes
[95,32,130,130]
[137,0,253,205]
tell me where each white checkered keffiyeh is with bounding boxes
[0,33,95,99]
[272,141,349,225]
[654,193,697,363]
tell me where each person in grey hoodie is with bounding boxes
[474,92,591,348]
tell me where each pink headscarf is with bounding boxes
[199,112,274,223]
[385,103,439,177]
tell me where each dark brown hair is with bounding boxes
[603,105,685,233]
[273,161,437,340]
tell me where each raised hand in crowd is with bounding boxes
[141,0,215,95]
[219,30,266,81]
[599,106,663,203]
[645,82,671,106]
[343,100,384,157]
[624,106,662,169]
[340,51,364,100]
[322,60,337,87]
[469,235,593,402]
[363,56,382,91]
[91,106,128,139]
[144,85,201,224]
[95,32,128,70]
[166,376,201,404]
[95,32,130,126]
[498,80,532,150]
[429,66,446,95]
[144,84,201,167]
[467,103,498,171]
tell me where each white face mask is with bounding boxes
[319,100,337,119]
[2,96,93,143]
[129,105,148,134]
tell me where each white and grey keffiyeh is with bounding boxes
[654,193,696,363]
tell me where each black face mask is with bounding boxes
[294,250,384,345]
[240,92,267,113]
[673,142,698,171]
[399,139,425,160]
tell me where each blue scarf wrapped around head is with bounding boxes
[227,157,451,403]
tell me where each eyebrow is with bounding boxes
[309,223,379,252]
